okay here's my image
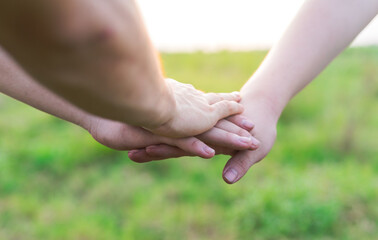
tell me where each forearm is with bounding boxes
[0,0,174,129]
[0,47,93,130]
[242,0,378,117]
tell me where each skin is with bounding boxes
[0,47,260,159]
[1,0,376,184]
[0,0,244,138]
[131,0,378,183]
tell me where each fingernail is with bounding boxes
[224,168,238,183]
[242,119,254,129]
[238,136,252,144]
[250,138,260,148]
[203,146,215,156]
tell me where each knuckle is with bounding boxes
[218,101,229,110]
[234,104,243,113]
[209,105,217,113]
[226,101,235,112]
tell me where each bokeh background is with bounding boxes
[1,1,378,239]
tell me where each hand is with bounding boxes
[84,114,260,160]
[221,95,278,184]
[129,94,278,184]
[147,78,245,138]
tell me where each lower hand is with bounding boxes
[146,78,245,138]
[84,113,260,160]
[221,95,278,184]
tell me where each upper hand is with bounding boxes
[147,78,245,138]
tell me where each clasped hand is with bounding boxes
[86,79,278,184]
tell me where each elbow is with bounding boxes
[31,2,129,55]
[50,14,146,66]
[50,16,123,52]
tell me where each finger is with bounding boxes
[222,150,266,184]
[215,120,260,149]
[205,92,241,104]
[147,144,236,158]
[215,119,251,137]
[165,137,215,159]
[129,143,237,163]
[197,127,259,150]
[128,147,178,163]
[226,115,255,131]
[146,145,194,158]
[128,149,155,163]
[211,100,244,122]
[128,145,194,163]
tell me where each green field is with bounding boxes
[0,47,377,240]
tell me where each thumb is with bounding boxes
[222,150,266,184]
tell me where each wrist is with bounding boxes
[241,83,287,123]
[76,112,97,133]
[141,78,176,130]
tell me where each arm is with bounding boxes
[225,0,378,183]
[130,0,378,183]
[0,48,90,130]
[0,0,171,128]
[0,47,258,157]
[241,0,378,115]
[0,0,243,137]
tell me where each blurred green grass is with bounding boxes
[0,47,377,240]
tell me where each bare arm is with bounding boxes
[0,0,172,128]
[0,0,243,137]
[0,48,91,129]
[242,0,378,115]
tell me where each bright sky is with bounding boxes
[137,0,378,52]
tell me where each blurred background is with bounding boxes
[138,0,378,52]
[0,1,377,239]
